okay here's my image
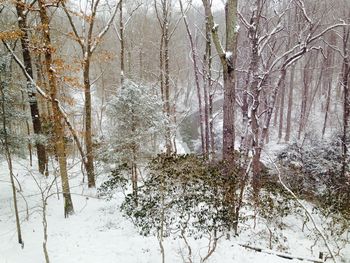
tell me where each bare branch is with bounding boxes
[90,0,122,53]
[61,2,85,50]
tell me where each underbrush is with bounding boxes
[276,133,350,260]
[277,133,350,220]
[98,149,350,261]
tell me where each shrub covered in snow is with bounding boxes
[276,133,350,219]
[97,163,129,200]
[120,154,239,238]
[96,80,167,170]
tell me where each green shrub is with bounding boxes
[120,154,239,238]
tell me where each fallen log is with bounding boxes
[239,244,324,263]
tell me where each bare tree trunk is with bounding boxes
[203,76,210,158]
[285,66,295,142]
[204,5,215,158]
[158,33,172,154]
[253,68,287,195]
[15,0,47,175]
[273,91,280,127]
[42,197,50,263]
[278,76,286,142]
[179,0,206,156]
[159,35,165,102]
[158,170,166,263]
[202,0,237,166]
[222,1,238,166]
[244,7,262,195]
[341,30,350,180]
[202,0,238,233]
[83,57,96,188]
[203,7,212,159]
[304,60,323,130]
[21,90,33,166]
[322,82,332,138]
[62,0,119,188]
[155,0,173,154]
[321,39,335,138]
[38,0,74,217]
[131,106,138,204]
[298,58,313,140]
[120,0,125,85]
[0,81,23,247]
[35,54,52,119]
[139,48,143,79]
[164,1,172,155]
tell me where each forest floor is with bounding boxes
[0,158,349,263]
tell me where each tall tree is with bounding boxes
[15,0,48,175]
[37,0,74,217]
[341,25,350,180]
[203,5,214,159]
[62,0,119,187]
[321,33,336,138]
[284,65,295,142]
[202,0,238,167]
[154,0,183,155]
[119,0,125,85]
[0,54,24,247]
[179,0,206,157]
[155,0,174,154]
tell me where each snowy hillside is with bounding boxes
[1,159,348,263]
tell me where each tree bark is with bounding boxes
[0,73,23,247]
[21,90,33,166]
[321,41,335,138]
[203,6,212,159]
[83,56,96,188]
[38,0,74,217]
[155,0,173,154]
[222,1,238,166]
[285,66,295,142]
[202,0,238,232]
[15,0,47,175]
[120,0,125,85]
[204,13,215,158]
[341,31,350,180]
[62,0,119,188]
[298,58,313,140]
[278,75,286,142]
[163,1,172,155]
[179,0,206,156]
[202,0,238,165]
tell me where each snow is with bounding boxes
[0,158,349,263]
[225,51,233,60]
[49,66,56,73]
[235,24,240,33]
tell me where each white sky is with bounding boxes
[192,0,225,11]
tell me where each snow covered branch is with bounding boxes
[90,0,122,53]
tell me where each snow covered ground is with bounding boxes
[0,158,349,263]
